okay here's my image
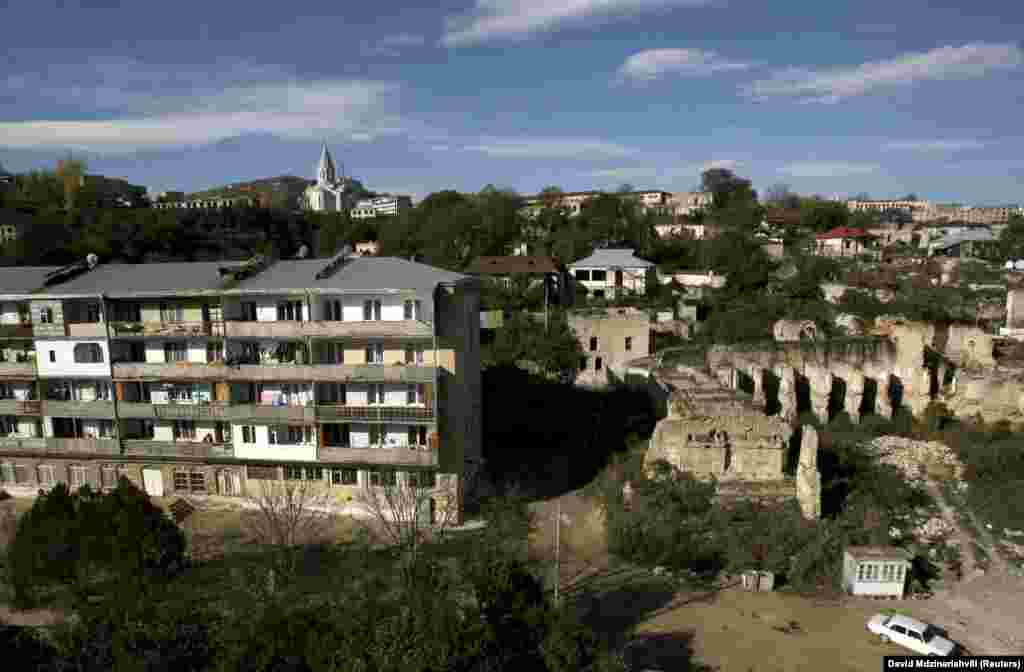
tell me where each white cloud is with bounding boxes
[463,137,635,159]
[881,139,987,152]
[780,161,880,178]
[701,159,740,171]
[0,79,401,153]
[443,0,713,47]
[617,48,752,82]
[743,42,1023,104]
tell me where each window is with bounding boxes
[14,464,29,484]
[365,343,384,365]
[284,466,303,481]
[363,299,382,321]
[890,625,907,636]
[174,470,189,491]
[73,343,104,363]
[0,416,16,435]
[579,357,587,372]
[408,470,436,488]
[406,384,423,405]
[595,357,603,371]
[907,630,923,642]
[173,420,196,440]
[168,386,194,403]
[332,468,358,485]
[101,465,116,489]
[240,302,257,321]
[405,346,424,364]
[160,303,185,322]
[589,337,598,351]
[40,307,53,324]
[368,469,383,487]
[241,426,256,444]
[368,384,383,405]
[85,302,101,323]
[574,270,590,281]
[190,471,206,492]
[277,300,303,321]
[857,563,867,581]
[164,342,187,363]
[206,342,224,363]
[882,564,893,582]
[325,299,343,321]
[408,426,427,446]
[37,464,55,487]
[593,289,605,299]
[306,466,323,482]
[625,336,633,351]
[403,299,422,320]
[0,462,14,484]
[369,425,384,445]
[247,465,277,480]
[591,270,607,282]
[325,342,344,364]
[49,350,56,363]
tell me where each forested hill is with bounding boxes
[186,175,312,207]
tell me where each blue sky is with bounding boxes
[2,0,1022,204]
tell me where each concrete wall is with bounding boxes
[231,424,318,461]
[35,340,110,378]
[570,312,651,387]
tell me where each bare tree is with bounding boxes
[353,470,459,586]
[243,478,333,575]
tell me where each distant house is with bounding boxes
[569,307,652,387]
[815,227,876,258]
[464,255,570,305]
[568,248,655,299]
[842,546,912,599]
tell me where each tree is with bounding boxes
[539,185,564,209]
[765,183,800,209]
[616,183,635,194]
[352,470,459,587]
[55,157,87,210]
[700,168,757,210]
[799,197,850,232]
[243,478,332,577]
[489,311,584,383]
[1000,213,1024,260]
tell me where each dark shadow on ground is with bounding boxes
[481,364,657,499]
[623,631,718,672]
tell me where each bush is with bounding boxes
[7,478,185,608]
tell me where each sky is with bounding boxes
[1,0,1022,204]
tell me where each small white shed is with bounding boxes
[843,545,912,599]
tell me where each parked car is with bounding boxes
[866,613,956,656]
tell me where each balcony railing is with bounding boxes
[0,324,34,338]
[317,445,438,467]
[0,399,41,415]
[110,320,225,338]
[0,436,47,451]
[316,405,434,424]
[0,362,36,377]
[44,438,120,454]
[65,322,107,338]
[225,319,432,340]
[153,402,229,421]
[112,362,435,384]
[122,439,234,459]
[227,404,315,423]
[42,400,117,419]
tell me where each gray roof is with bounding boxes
[568,248,654,269]
[234,256,467,293]
[0,266,62,294]
[38,262,229,297]
[931,229,996,251]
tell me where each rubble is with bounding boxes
[867,436,965,482]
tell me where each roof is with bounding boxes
[845,545,913,561]
[464,256,561,275]
[568,248,654,269]
[232,256,467,293]
[816,227,875,240]
[36,262,231,297]
[0,266,62,294]
[930,229,997,250]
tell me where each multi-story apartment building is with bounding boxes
[350,196,413,220]
[669,191,713,217]
[845,199,934,218]
[152,196,257,210]
[0,252,481,523]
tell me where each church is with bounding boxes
[303,144,364,212]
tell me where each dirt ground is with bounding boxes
[529,490,1024,671]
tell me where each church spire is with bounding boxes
[316,143,336,185]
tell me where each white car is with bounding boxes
[867,613,956,656]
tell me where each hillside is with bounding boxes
[188,175,313,207]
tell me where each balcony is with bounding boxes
[224,319,432,340]
[0,324,34,338]
[316,405,434,424]
[1,437,122,455]
[42,400,117,419]
[65,322,107,338]
[117,401,230,421]
[0,362,36,378]
[0,399,41,415]
[318,445,438,467]
[112,361,435,384]
[122,440,234,459]
[226,404,315,423]
[110,320,225,338]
